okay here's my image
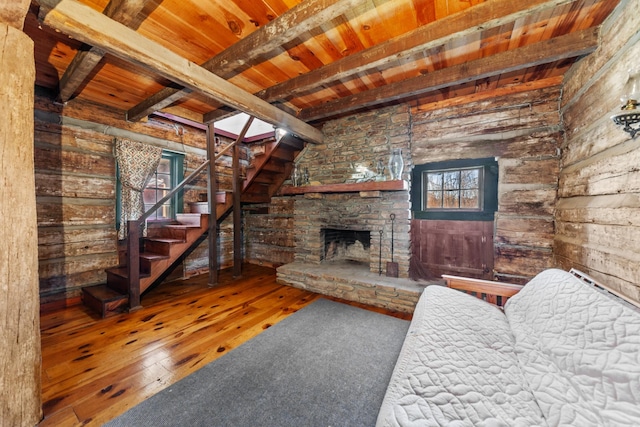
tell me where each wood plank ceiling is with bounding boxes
[26,0,618,141]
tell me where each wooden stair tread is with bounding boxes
[139,252,170,260]
[144,237,186,243]
[106,267,151,279]
[163,224,201,229]
[82,285,127,302]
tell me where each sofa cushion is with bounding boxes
[504,269,640,426]
[377,285,546,427]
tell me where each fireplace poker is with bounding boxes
[379,229,383,275]
[386,213,399,277]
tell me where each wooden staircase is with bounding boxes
[82,134,305,317]
[83,194,232,317]
[242,134,305,203]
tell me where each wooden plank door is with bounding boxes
[411,219,494,280]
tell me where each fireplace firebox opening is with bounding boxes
[322,228,371,264]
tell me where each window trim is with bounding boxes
[411,157,498,221]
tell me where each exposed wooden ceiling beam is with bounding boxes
[127,0,365,122]
[57,0,154,102]
[266,0,578,103]
[38,0,323,143]
[298,27,599,122]
[203,0,577,123]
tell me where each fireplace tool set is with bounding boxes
[387,213,399,277]
[379,214,399,277]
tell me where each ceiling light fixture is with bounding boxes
[275,127,287,143]
[611,67,640,139]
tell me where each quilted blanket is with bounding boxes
[504,269,640,426]
[377,269,640,427]
[376,285,546,427]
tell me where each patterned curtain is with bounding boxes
[115,138,163,240]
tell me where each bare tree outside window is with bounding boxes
[424,167,482,210]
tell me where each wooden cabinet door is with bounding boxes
[411,219,494,280]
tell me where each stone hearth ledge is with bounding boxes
[276,261,442,313]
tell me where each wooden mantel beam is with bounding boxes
[127,0,364,122]
[298,27,600,122]
[38,0,323,144]
[58,0,154,102]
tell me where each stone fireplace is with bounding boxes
[275,104,432,313]
[276,187,430,313]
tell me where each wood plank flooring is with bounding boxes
[39,264,410,426]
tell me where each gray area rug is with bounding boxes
[106,298,409,427]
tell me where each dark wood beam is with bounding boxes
[232,117,254,277]
[298,27,599,121]
[206,123,218,286]
[58,0,153,102]
[204,0,577,123]
[127,0,364,122]
[38,0,324,144]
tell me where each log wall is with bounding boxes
[557,0,640,303]
[411,82,562,283]
[248,82,562,283]
[34,95,239,307]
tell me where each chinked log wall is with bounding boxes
[412,82,562,283]
[249,83,562,284]
[34,95,240,308]
[557,0,640,304]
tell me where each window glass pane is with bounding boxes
[156,174,170,189]
[443,190,459,208]
[443,171,459,190]
[460,168,479,189]
[143,187,158,205]
[426,190,443,208]
[157,158,171,174]
[460,189,480,208]
[427,172,443,190]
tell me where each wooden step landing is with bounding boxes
[82,285,128,318]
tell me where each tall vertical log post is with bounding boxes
[207,123,218,286]
[0,1,43,425]
[231,116,253,278]
[232,143,242,277]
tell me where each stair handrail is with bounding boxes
[137,138,243,224]
[126,139,241,310]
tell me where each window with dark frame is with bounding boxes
[412,157,498,221]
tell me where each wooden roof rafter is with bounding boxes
[38,0,324,144]
[202,0,580,123]
[57,0,156,102]
[126,0,367,122]
[297,27,600,121]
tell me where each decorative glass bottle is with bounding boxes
[291,164,300,186]
[388,148,404,180]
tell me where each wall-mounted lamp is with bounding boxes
[611,67,640,138]
[275,127,287,143]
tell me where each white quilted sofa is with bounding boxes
[376,268,640,426]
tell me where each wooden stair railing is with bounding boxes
[83,131,306,317]
[83,139,240,317]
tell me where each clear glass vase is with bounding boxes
[388,148,404,180]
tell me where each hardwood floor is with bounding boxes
[39,264,410,426]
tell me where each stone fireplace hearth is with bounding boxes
[276,186,434,313]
